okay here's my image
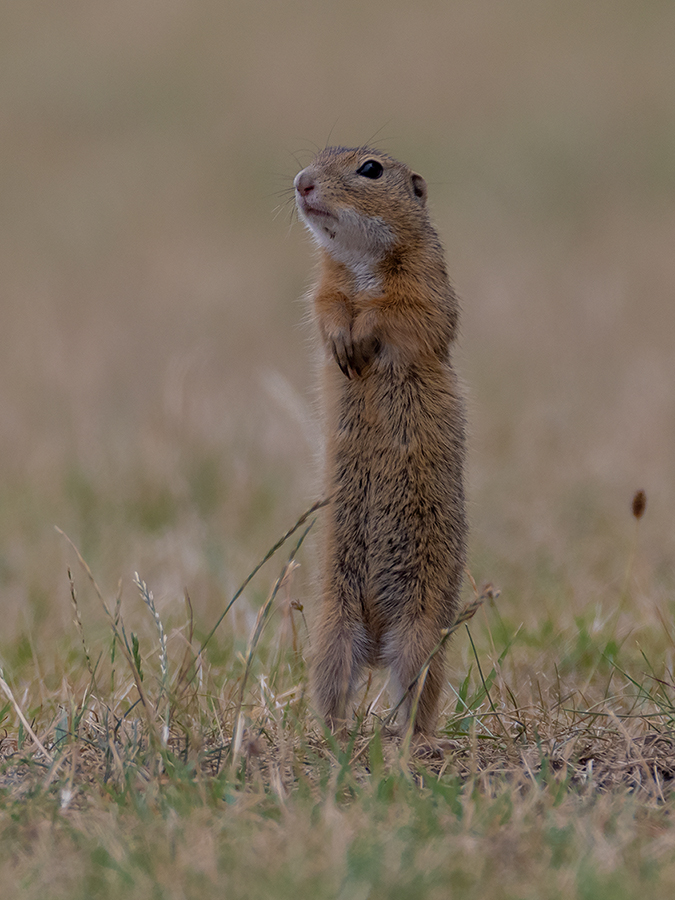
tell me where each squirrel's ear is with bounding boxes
[411,173,427,204]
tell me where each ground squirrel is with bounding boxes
[294,146,467,738]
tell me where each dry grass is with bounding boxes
[1,1,675,896]
[2,503,675,898]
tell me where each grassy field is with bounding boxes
[1,1,675,897]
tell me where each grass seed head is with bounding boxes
[632,489,646,520]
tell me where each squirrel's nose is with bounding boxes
[294,169,316,197]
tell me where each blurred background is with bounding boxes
[1,0,673,664]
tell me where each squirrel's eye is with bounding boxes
[356,160,384,179]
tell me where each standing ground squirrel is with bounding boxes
[294,146,467,738]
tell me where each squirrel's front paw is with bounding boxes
[350,335,381,376]
[329,329,355,379]
[347,311,382,377]
[330,333,381,379]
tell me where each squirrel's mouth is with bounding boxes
[298,197,336,222]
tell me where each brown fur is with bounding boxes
[294,147,467,736]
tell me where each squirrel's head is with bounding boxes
[294,147,428,270]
